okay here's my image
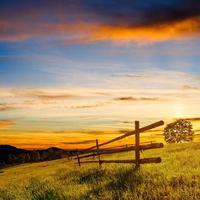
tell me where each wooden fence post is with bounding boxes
[135,121,140,169]
[76,149,81,166]
[96,139,101,167]
[93,149,95,159]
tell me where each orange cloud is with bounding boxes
[0,17,200,44]
[0,103,17,112]
[85,17,200,44]
[0,120,15,128]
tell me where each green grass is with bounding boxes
[0,142,200,200]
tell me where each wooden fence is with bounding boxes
[74,120,164,168]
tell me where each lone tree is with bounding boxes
[163,119,194,143]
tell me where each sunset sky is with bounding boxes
[0,0,200,149]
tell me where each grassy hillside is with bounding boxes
[0,142,200,200]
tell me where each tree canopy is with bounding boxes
[163,119,194,143]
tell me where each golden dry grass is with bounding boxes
[0,137,200,200]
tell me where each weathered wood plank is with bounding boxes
[84,120,164,150]
[96,139,101,166]
[74,143,164,160]
[80,157,161,164]
[76,150,81,166]
[135,121,140,168]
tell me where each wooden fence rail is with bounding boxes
[80,157,161,164]
[74,143,164,160]
[84,120,164,151]
[73,141,156,158]
[74,120,164,168]
[102,141,156,150]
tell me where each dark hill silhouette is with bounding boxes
[0,145,69,168]
[0,145,29,164]
[0,145,28,153]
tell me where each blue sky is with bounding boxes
[1,39,200,87]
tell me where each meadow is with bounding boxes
[0,142,200,200]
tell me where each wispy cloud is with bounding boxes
[0,120,15,128]
[181,85,199,90]
[11,89,78,100]
[30,93,76,101]
[0,103,18,112]
[62,140,96,145]
[179,117,200,122]
[114,96,161,101]
[1,68,200,113]
[69,101,111,109]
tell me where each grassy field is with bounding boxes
[0,142,200,200]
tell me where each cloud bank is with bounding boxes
[0,0,200,44]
